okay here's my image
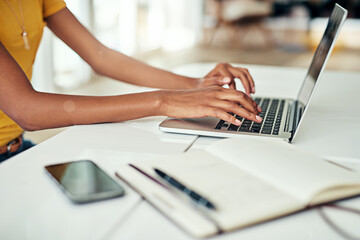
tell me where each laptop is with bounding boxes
[159,4,347,142]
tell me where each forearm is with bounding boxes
[92,46,195,89]
[0,39,162,132]
[12,90,162,131]
[47,8,255,92]
[46,8,195,90]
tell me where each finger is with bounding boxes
[243,94,262,114]
[207,107,241,126]
[227,67,252,95]
[221,63,237,89]
[245,95,260,113]
[240,67,255,93]
[209,100,262,123]
[214,89,259,114]
[218,65,237,90]
[228,80,236,90]
[217,65,234,83]
[205,63,237,89]
[202,76,231,87]
[234,106,263,123]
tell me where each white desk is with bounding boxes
[1,63,359,240]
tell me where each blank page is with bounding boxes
[207,138,360,204]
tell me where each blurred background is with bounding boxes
[27,0,360,143]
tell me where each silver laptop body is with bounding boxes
[160,4,347,142]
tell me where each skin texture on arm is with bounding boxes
[0,41,163,131]
[46,8,256,94]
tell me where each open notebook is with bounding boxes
[116,138,360,238]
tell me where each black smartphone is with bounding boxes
[45,160,125,203]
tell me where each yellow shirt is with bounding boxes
[0,0,66,146]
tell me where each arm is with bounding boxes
[0,42,261,132]
[0,41,161,131]
[46,8,194,89]
[46,8,255,94]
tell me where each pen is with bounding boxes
[129,164,169,189]
[154,168,216,210]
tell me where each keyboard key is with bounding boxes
[216,97,287,135]
[215,120,225,129]
[235,115,243,121]
[240,125,251,131]
[239,129,251,132]
[217,98,285,135]
[228,124,239,131]
[251,128,260,133]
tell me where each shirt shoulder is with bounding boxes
[43,0,67,18]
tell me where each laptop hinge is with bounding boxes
[289,101,304,142]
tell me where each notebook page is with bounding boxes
[207,138,360,204]
[116,164,218,238]
[136,151,303,231]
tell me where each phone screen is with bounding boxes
[45,160,125,203]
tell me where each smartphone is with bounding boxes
[45,160,125,203]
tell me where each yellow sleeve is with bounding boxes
[43,0,67,18]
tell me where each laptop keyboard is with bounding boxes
[215,98,285,135]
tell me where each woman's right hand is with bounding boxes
[158,86,262,126]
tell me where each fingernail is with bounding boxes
[235,119,241,125]
[223,77,231,83]
[257,106,262,112]
[252,86,255,93]
[255,115,263,122]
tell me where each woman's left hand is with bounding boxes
[194,63,255,96]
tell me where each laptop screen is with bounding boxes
[297,4,347,106]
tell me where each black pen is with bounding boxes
[154,168,216,210]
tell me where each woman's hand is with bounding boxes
[194,63,255,96]
[158,86,262,126]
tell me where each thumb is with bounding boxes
[203,76,231,87]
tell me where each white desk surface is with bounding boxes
[1,63,359,240]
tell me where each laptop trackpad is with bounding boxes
[160,117,219,131]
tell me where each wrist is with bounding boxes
[176,75,197,89]
[154,90,174,117]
